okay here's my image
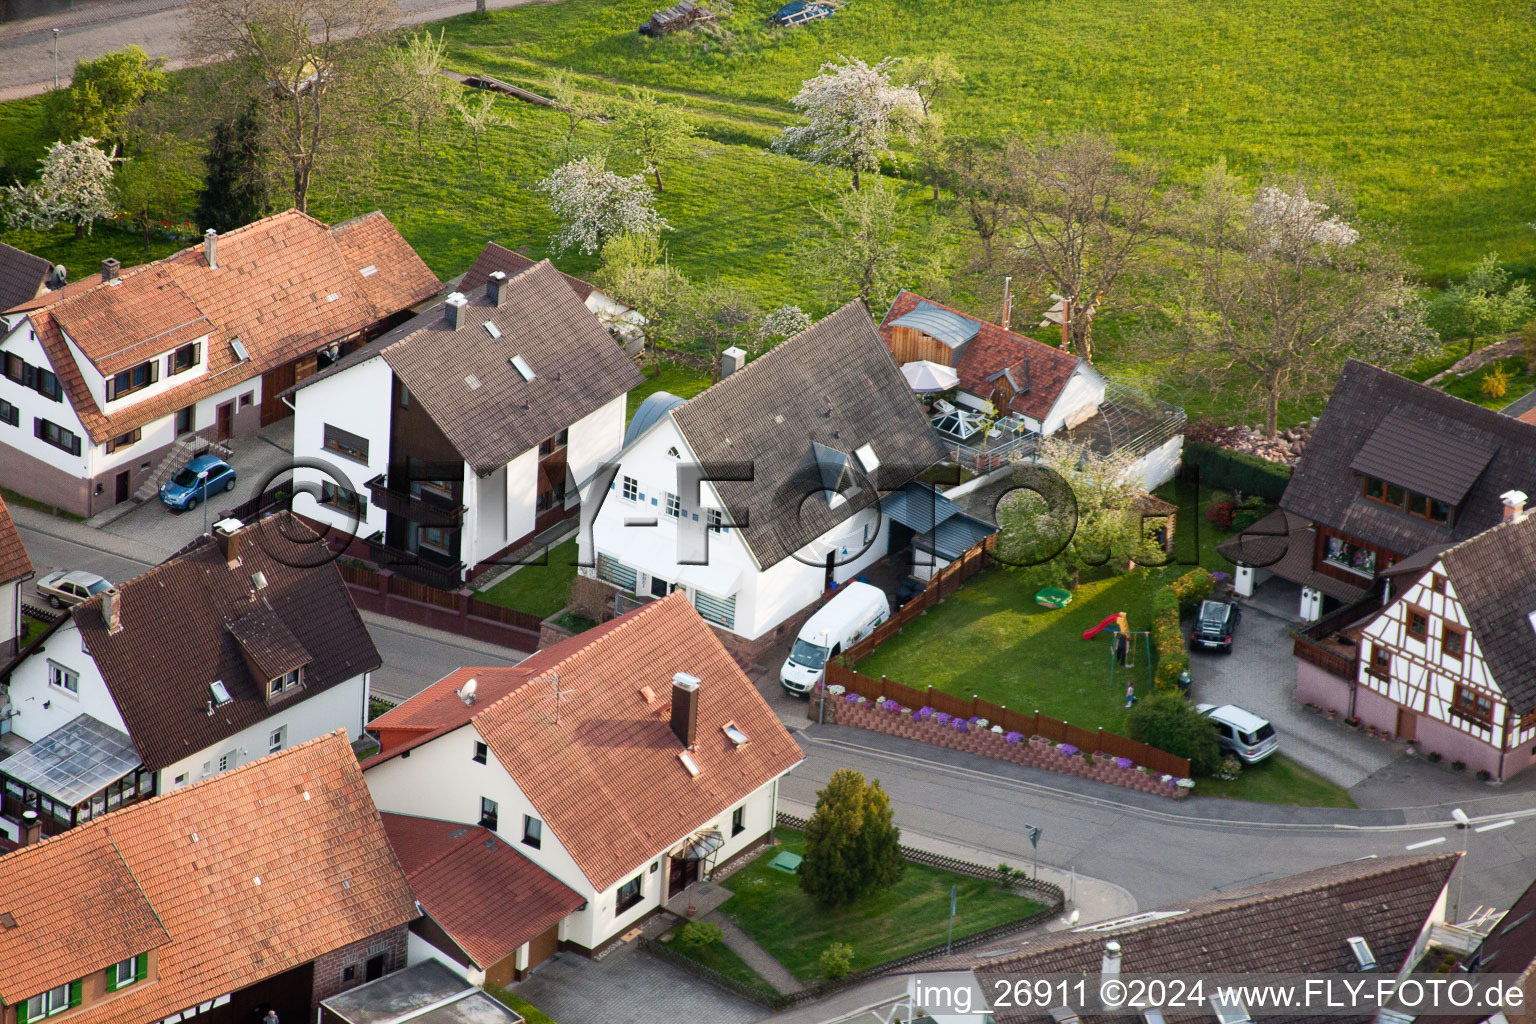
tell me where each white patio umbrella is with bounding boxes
[901,359,960,393]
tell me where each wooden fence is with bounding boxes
[842,540,992,663]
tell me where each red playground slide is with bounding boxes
[1082,614,1120,641]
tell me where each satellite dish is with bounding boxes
[50,264,68,287]
[1067,909,1081,926]
[457,677,478,706]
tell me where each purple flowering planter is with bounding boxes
[1004,732,1024,745]
[951,718,969,732]
[1116,757,1134,770]
[880,699,900,712]
[934,712,953,726]
[1059,744,1079,757]
[845,693,861,703]
[916,706,935,721]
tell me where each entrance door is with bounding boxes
[365,953,387,981]
[216,401,235,441]
[824,552,836,592]
[260,364,297,425]
[668,856,699,898]
[1396,708,1417,742]
[114,470,130,504]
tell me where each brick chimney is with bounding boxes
[213,518,243,566]
[671,672,700,749]
[102,587,123,635]
[444,292,468,330]
[1501,490,1527,522]
[20,810,41,846]
[204,228,218,269]
[101,258,120,285]
[486,270,508,307]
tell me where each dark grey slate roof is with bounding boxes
[0,241,52,313]
[310,259,643,475]
[881,480,964,534]
[1283,360,1536,557]
[1349,409,1496,505]
[888,299,980,348]
[670,302,948,569]
[918,510,996,560]
[1437,511,1536,713]
[458,241,596,303]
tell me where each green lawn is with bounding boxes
[1194,753,1357,808]
[489,989,560,1024]
[720,829,1046,981]
[1433,357,1536,411]
[661,933,781,996]
[856,566,1181,733]
[474,538,581,619]
[628,361,714,418]
[18,616,50,649]
[1153,477,1254,575]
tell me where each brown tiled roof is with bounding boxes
[957,854,1457,1021]
[671,301,948,569]
[366,259,643,474]
[0,732,418,1022]
[380,813,585,968]
[0,493,33,584]
[0,240,52,312]
[1283,360,1536,557]
[878,291,1082,422]
[1435,511,1536,712]
[23,209,439,444]
[458,241,598,302]
[0,824,172,1004]
[1214,509,1368,603]
[69,512,380,771]
[226,602,312,681]
[369,594,803,891]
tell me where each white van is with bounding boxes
[780,581,890,696]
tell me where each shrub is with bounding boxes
[1127,692,1223,776]
[1427,751,1442,763]
[1452,760,1466,771]
[800,769,904,906]
[1481,366,1514,400]
[1205,500,1236,531]
[1151,607,1187,690]
[1477,769,1493,782]
[674,921,724,952]
[1167,568,1214,612]
[819,942,855,980]
[1181,441,1293,502]
[1230,507,1266,533]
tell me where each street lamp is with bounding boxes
[52,29,60,90]
[1451,807,1470,923]
[198,469,211,537]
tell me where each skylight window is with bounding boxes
[359,265,379,277]
[855,443,880,472]
[326,293,340,303]
[465,374,481,390]
[484,322,502,340]
[209,680,232,706]
[678,751,700,776]
[510,355,535,381]
[229,338,250,362]
[1527,610,1536,639]
[723,723,748,747]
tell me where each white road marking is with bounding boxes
[1405,836,1446,850]
[1475,819,1517,833]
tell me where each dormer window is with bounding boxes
[1361,476,1452,526]
[105,360,158,401]
[167,342,201,376]
[268,668,301,697]
[107,954,147,990]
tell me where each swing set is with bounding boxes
[1084,611,1153,699]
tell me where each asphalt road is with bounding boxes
[788,726,1536,920]
[11,514,522,702]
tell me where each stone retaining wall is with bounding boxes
[833,701,1191,800]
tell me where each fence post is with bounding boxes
[457,588,473,622]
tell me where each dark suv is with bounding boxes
[1190,599,1241,652]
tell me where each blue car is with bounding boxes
[160,454,237,510]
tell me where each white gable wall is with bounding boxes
[1040,363,1107,437]
[1,579,20,650]
[0,321,90,477]
[291,356,394,537]
[3,619,127,740]
[565,394,626,502]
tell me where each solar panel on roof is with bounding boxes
[484,321,502,340]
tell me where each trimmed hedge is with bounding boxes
[1152,569,1213,689]
[1167,567,1214,613]
[1181,442,1293,502]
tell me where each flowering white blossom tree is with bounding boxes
[771,55,920,189]
[535,156,668,255]
[757,304,813,341]
[4,137,119,239]
[1168,164,1435,436]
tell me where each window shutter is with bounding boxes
[106,965,118,993]
[69,979,82,1007]
[18,999,29,1024]
[70,433,81,457]
[22,363,35,389]
[136,953,147,981]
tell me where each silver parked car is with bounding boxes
[1198,702,1279,764]
[35,569,113,609]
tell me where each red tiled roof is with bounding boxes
[0,493,33,584]
[878,291,1081,422]
[23,209,439,443]
[368,594,803,890]
[380,813,584,968]
[0,732,417,1021]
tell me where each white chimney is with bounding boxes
[1101,940,1122,978]
[721,347,747,377]
[1501,489,1527,522]
[102,586,123,635]
[444,292,468,331]
[204,228,218,269]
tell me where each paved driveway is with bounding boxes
[1186,597,1401,788]
[510,942,767,1024]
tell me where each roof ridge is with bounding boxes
[897,289,1066,359]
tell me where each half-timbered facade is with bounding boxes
[1296,495,1536,779]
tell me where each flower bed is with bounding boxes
[832,700,1191,799]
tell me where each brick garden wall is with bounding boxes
[831,701,1191,799]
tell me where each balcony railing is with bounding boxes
[367,474,465,527]
[361,531,464,589]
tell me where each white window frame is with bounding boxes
[706,507,723,532]
[268,667,301,696]
[28,983,71,1017]
[113,956,139,987]
[217,749,236,773]
[523,814,543,849]
[268,725,286,754]
[622,476,640,502]
[47,661,79,696]
[665,491,681,519]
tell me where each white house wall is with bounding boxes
[63,326,213,415]
[156,672,369,790]
[1,580,19,649]
[3,619,127,741]
[0,321,90,477]
[503,447,540,555]
[1129,434,1184,492]
[1040,364,1107,437]
[566,394,627,501]
[291,356,394,537]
